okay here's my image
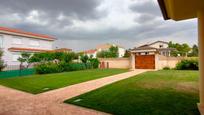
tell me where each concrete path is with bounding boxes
[0,69,148,115]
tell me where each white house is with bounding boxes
[130,41,175,69]
[0,26,56,70]
[96,43,125,58]
[131,41,174,56]
[84,49,97,58]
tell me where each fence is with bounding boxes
[0,68,35,79]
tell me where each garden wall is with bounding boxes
[99,58,131,69]
[155,55,184,70]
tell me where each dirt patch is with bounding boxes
[176,82,198,93]
[135,80,171,89]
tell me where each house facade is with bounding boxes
[0,26,56,69]
[130,41,175,69]
[96,43,126,58]
[84,49,97,58]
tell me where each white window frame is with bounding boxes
[12,37,22,45]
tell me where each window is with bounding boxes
[12,37,22,44]
[29,40,39,46]
[145,52,149,55]
[159,45,163,48]
[12,54,21,61]
[0,35,3,48]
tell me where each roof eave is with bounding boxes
[157,0,170,20]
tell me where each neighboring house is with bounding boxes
[131,41,174,57]
[84,49,97,58]
[96,43,125,58]
[130,41,175,69]
[0,26,56,69]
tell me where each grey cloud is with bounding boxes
[0,0,197,51]
[130,1,161,16]
[0,0,103,20]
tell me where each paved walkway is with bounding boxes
[0,69,148,115]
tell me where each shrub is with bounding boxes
[35,62,64,74]
[176,59,198,70]
[67,63,86,71]
[163,66,171,70]
[89,58,100,69]
[35,62,92,74]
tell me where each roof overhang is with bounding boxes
[8,47,52,53]
[158,0,204,21]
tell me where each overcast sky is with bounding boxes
[0,0,198,51]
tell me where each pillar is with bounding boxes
[198,10,204,115]
[131,53,135,70]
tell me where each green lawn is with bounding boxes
[0,69,128,94]
[65,70,199,115]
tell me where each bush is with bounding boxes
[67,63,86,71]
[176,59,198,70]
[35,62,64,74]
[89,58,100,69]
[163,66,171,70]
[34,62,93,74]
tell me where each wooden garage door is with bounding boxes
[135,55,155,69]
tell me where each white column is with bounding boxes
[198,10,204,114]
[131,53,135,70]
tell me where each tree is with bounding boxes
[97,45,119,58]
[18,52,32,69]
[0,50,6,71]
[97,50,110,58]
[123,50,131,58]
[188,44,198,57]
[168,41,191,57]
[80,55,89,64]
[109,46,119,58]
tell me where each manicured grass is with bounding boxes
[65,70,199,115]
[0,69,128,94]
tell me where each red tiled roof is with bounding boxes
[8,47,52,52]
[84,49,97,54]
[0,26,56,41]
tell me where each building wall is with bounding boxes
[118,47,125,57]
[149,42,168,49]
[0,34,53,66]
[99,58,130,69]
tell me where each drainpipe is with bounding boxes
[198,10,204,114]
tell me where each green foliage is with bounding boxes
[89,58,100,69]
[176,59,198,70]
[67,63,87,71]
[188,44,198,57]
[97,50,110,58]
[80,55,89,64]
[18,52,32,69]
[35,62,64,74]
[30,52,77,63]
[123,50,131,58]
[168,41,191,57]
[0,50,6,71]
[33,52,99,74]
[97,45,119,58]
[109,46,119,58]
